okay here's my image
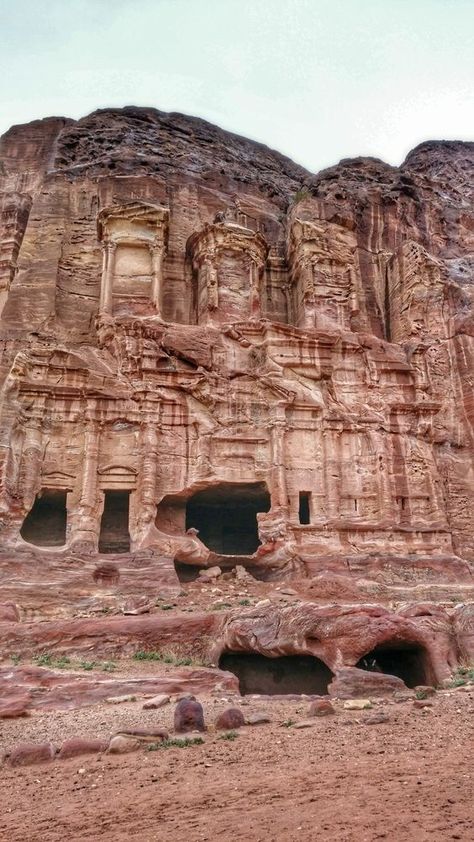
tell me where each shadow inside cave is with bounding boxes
[219,652,334,695]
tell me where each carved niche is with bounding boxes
[97,201,169,318]
[287,219,359,331]
[187,208,269,324]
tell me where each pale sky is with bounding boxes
[0,0,472,172]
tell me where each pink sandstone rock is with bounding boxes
[174,699,206,733]
[142,694,170,709]
[58,738,108,760]
[329,668,406,699]
[107,736,141,755]
[215,707,245,730]
[7,742,57,767]
[0,108,473,700]
[308,699,335,717]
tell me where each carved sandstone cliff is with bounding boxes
[0,108,473,685]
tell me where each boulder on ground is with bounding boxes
[107,735,141,754]
[58,737,108,760]
[364,711,390,724]
[414,685,436,698]
[105,694,138,704]
[143,694,170,710]
[199,566,222,581]
[393,690,415,702]
[308,699,335,717]
[329,668,406,699]
[174,698,206,733]
[245,711,271,725]
[173,693,196,702]
[215,707,245,730]
[343,699,372,710]
[8,741,57,767]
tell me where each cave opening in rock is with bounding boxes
[219,652,334,695]
[174,562,202,583]
[98,490,131,554]
[185,482,270,555]
[20,489,68,547]
[356,642,434,688]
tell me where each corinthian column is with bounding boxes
[99,241,117,315]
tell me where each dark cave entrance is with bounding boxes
[185,482,270,555]
[98,490,131,554]
[174,562,202,583]
[20,489,68,547]
[219,652,334,696]
[356,642,434,688]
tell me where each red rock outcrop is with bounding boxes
[0,663,238,712]
[0,107,473,695]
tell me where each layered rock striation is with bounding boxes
[0,107,473,685]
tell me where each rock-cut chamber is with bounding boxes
[20,489,68,547]
[181,481,270,555]
[219,652,334,695]
[356,642,434,687]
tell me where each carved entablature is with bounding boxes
[97,201,169,318]
[287,219,359,331]
[187,220,268,324]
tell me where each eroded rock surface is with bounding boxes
[0,107,473,695]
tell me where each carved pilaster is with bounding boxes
[99,241,116,315]
[369,431,394,523]
[323,429,340,520]
[205,255,219,312]
[150,243,164,316]
[269,406,288,509]
[70,420,101,549]
[20,418,44,513]
[138,423,159,528]
[249,257,262,319]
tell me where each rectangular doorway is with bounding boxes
[98,490,131,554]
[298,491,311,525]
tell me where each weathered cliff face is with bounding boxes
[0,107,473,632]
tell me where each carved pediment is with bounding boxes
[97,202,169,244]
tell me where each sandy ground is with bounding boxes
[0,681,473,842]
